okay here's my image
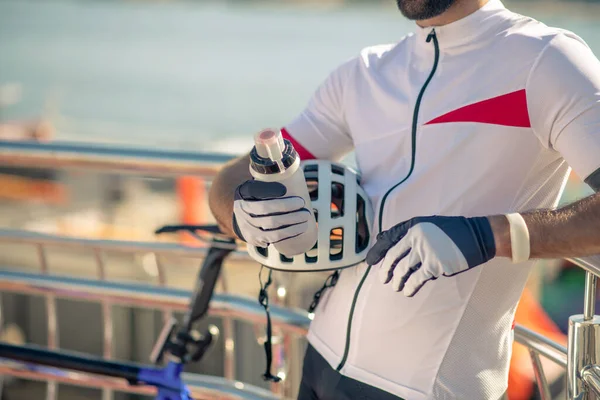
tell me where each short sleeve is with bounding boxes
[527,33,600,184]
[283,58,356,161]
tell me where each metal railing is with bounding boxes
[0,362,280,400]
[0,140,234,177]
[0,229,310,400]
[514,324,568,400]
[510,256,600,400]
[0,266,306,400]
[565,257,600,400]
[0,140,305,399]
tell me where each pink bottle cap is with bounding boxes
[254,129,285,161]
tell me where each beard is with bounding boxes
[396,0,456,20]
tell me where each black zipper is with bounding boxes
[335,28,440,372]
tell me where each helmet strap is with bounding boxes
[258,266,282,383]
[308,270,340,314]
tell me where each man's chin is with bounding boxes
[396,0,456,21]
[396,3,433,21]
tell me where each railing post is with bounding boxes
[38,244,58,400]
[568,272,600,400]
[584,273,597,321]
[583,365,600,397]
[95,248,114,400]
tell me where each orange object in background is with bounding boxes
[508,288,567,400]
[176,176,206,245]
[0,173,68,205]
[0,119,64,203]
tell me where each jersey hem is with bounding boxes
[308,328,429,400]
[306,329,342,371]
[342,362,429,400]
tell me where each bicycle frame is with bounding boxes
[0,343,191,399]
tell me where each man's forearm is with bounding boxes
[489,192,600,259]
[208,154,251,237]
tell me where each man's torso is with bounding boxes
[307,2,577,398]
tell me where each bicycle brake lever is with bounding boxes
[189,326,218,363]
[154,224,222,236]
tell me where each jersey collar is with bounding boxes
[414,0,507,51]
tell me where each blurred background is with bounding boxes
[0,0,599,399]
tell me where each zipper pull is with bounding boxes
[426,28,436,43]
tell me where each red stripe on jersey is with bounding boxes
[281,128,316,160]
[425,89,531,128]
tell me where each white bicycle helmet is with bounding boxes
[247,160,373,272]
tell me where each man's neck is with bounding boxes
[417,0,489,27]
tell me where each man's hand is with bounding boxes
[233,180,311,249]
[366,216,496,297]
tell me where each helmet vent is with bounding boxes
[331,182,345,218]
[280,254,293,263]
[304,163,319,201]
[356,195,370,253]
[331,164,345,176]
[330,228,344,261]
[257,246,268,258]
[305,245,318,264]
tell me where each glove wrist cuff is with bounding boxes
[469,216,497,262]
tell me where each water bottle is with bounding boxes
[249,128,318,257]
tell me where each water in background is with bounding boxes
[0,0,599,154]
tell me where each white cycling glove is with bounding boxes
[366,216,497,297]
[232,180,311,249]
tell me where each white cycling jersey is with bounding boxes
[282,0,600,398]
